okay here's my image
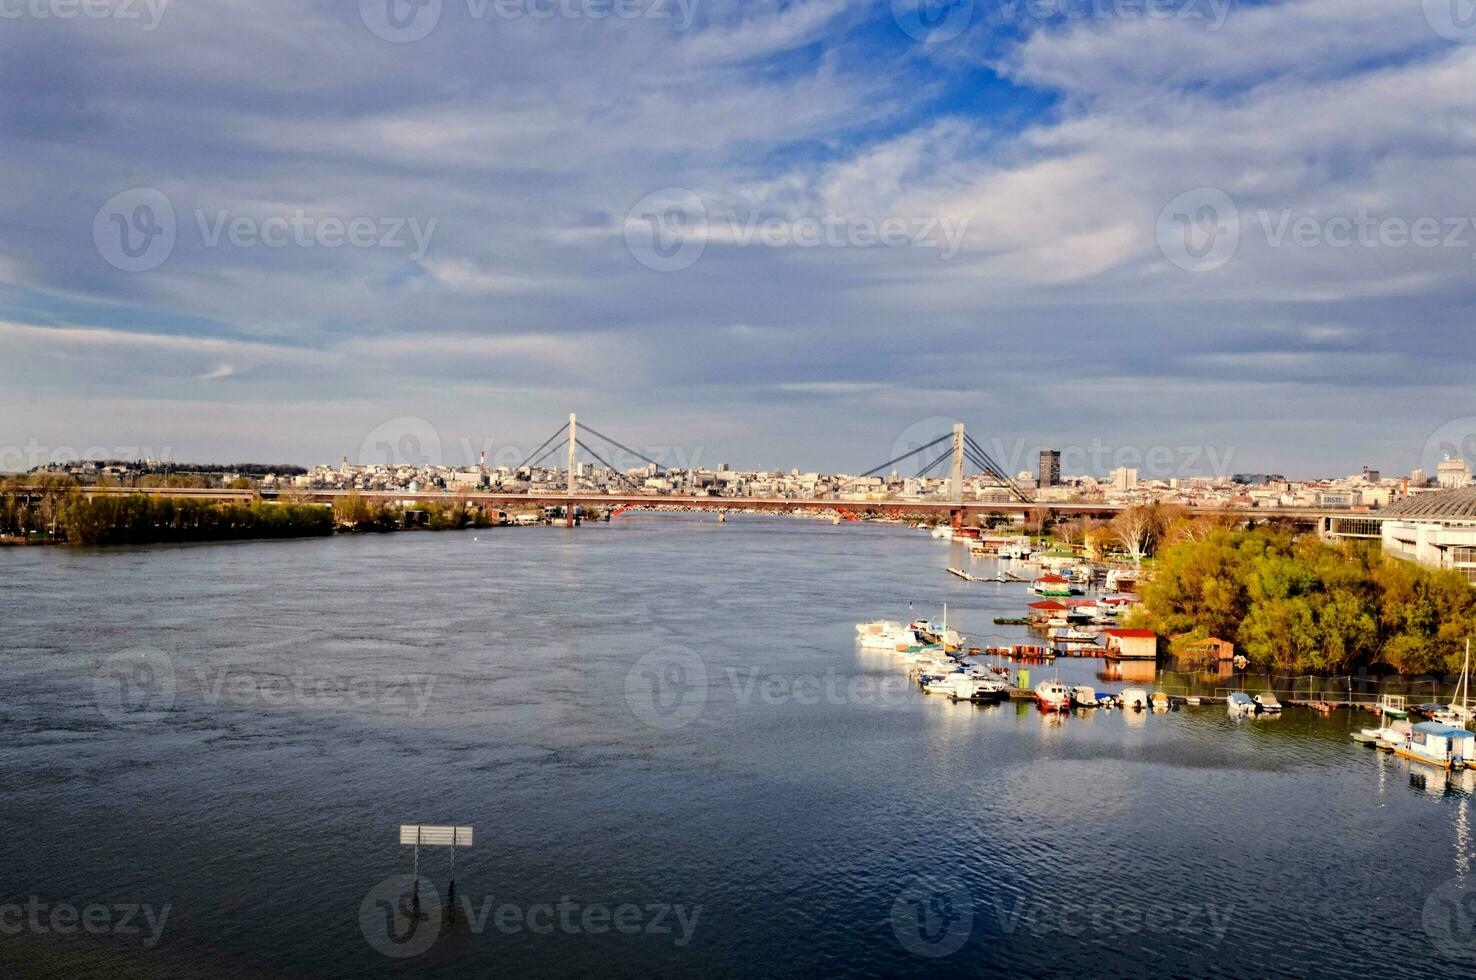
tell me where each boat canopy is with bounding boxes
[1412,721,1475,739]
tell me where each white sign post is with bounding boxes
[400,825,474,917]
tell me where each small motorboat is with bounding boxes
[1069,685,1098,708]
[1119,688,1149,710]
[942,675,1009,703]
[855,620,914,649]
[1227,692,1256,716]
[1254,693,1283,714]
[1035,679,1071,711]
[1151,692,1171,711]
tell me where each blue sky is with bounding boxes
[3,0,1475,478]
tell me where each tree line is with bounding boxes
[1128,525,1476,675]
[1,481,332,546]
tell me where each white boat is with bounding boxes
[931,526,954,540]
[1120,688,1149,710]
[855,620,913,649]
[1433,639,1474,726]
[1254,693,1282,714]
[999,539,1032,559]
[1035,679,1070,711]
[1069,685,1098,708]
[1392,721,1476,770]
[938,675,1009,702]
[1050,627,1100,644]
[1226,692,1256,716]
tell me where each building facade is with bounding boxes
[1381,486,1476,585]
[1038,449,1060,488]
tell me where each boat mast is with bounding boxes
[1463,638,1471,715]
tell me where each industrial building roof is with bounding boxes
[1383,486,1476,521]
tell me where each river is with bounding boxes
[1,515,1472,977]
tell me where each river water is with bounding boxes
[1,516,1474,977]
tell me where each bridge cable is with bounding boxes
[577,423,669,472]
[858,432,953,479]
[514,422,570,472]
[963,433,1031,502]
[915,446,954,479]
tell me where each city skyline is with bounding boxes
[5,3,1476,475]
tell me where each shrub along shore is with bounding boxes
[0,484,506,547]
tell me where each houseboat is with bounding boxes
[1392,722,1476,770]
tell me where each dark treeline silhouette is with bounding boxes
[1,484,331,545]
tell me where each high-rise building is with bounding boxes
[1038,449,1061,488]
[1411,468,1428,487]
[1437,455,1472,489]
[1111,466,1138,491]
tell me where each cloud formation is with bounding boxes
[1,0,1473,475]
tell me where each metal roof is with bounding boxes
[1412,721,1475,738]
[1384,486,1476,521]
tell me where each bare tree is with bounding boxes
[1111,504,1162,567]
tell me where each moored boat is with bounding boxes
[1254,693,1282,714]
[1391,721,1476,771]
[1120,688,1149,710]
[1035,679,1071,711]
[1069,684,1097,708]
[1227,692,1256,716]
